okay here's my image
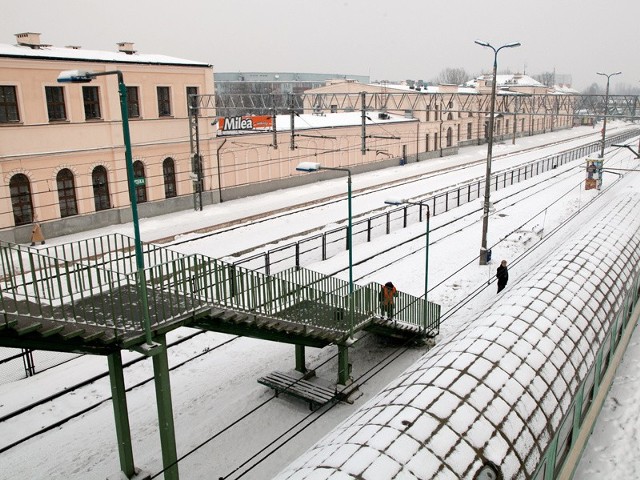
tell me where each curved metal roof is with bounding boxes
[275,192,640,479]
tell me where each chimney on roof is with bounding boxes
[15,32,42,48]
[117,42,136,54]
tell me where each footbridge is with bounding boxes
[0,233,440,479]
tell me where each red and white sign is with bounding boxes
[217,115,273,133]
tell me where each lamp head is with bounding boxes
[384,197,407,206]
[57,70,96,83]
[474,40,490,47]
[296,162,321,172]
[504,42,521,48]
[597,71,622,77]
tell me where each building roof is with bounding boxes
[0,42,210,67]
[465,73,546,88]
[369,82,478,94]
[554,84,580,94]
[217,110,417,136]
[275,191,640,480]
[215,72,370,83]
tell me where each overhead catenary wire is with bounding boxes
[2,118,611,214]
[5,133,632,478]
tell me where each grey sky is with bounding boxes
[4,0,638,91]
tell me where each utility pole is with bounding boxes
[512,96,518,145]
[597,71,622,159]
[271,93,278,149]
[475,40,521,265]
[289,92,295,151]
[361,92,366,155]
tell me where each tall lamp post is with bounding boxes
[296,162,353,385]
[475,40,521,265]
[384,198,430,332]
[57,69,153,345]
[58,70,178,480]
[597,71,622,159]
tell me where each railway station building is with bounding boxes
[0,32,575,244]
[0,32,216,243]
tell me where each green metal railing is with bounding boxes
[275,267,440,335]
[1,235,441,340]
[358,282,440,335]
[1,242,146,335]
[26,233,185,276]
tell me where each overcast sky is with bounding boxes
[3,0,638,91]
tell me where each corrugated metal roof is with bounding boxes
[275,192,640,479]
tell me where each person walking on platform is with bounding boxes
[496,260,509,293]
[379,282,398,319]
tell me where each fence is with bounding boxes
[232,129,639,274]
[1,234,441,381]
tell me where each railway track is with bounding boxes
[158,128,615,252]
[1,129,637,479]
[2,135,627,461]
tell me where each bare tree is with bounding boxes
[613,83,640,95]
[533,71,556,87]
[433,67,471,85]
[583,83,601,95]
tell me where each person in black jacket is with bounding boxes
[496,260,508,293]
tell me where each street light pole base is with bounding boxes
[479,248,491,265]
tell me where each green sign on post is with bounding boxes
[133,178,145,186]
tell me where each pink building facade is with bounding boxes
[0,33,215,243]
[0,33,573,244]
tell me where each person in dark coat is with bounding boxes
[379,282,398,319]
[496,260,508,293]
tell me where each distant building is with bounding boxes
[304,76,574,154]
[1,37,577,245]
[0,32,215,243]
[214,72,369,117]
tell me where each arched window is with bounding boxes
[92,166,111,211]
[163,157,177,198]
[446,127,453,147]
[57,168,78,218]
[10,173,33,226]
[133,160,147,203]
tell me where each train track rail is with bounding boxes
[158,128,612,250]
[1,129,637,479]
[3,135,627,462]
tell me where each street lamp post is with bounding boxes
[384,198,430,332]
[474,40,521,265]
[597,71,622,159]
[296,162,353,385]
[58,69,154,345]
[58,70,178,480]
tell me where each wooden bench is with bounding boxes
[258,370,337,410]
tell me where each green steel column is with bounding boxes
[118,77,153,346]
[338,344,349,385]
[423,205,430,333]
[347,172,354,338]
[295,344,306,373]
[108,351,135,478]
[152,335,179,480]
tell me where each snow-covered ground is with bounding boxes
[1,124,639,479]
